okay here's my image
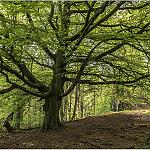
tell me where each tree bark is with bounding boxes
[42,96,61,130]
[72,84,79,120]
[42,50,66,130]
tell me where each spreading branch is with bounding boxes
[67,2,125,58]
[0,85,16,94]
[66,74,150,86]
[62,41,102,97]
[87,1,126,34]
[94,41,127,60]
[0,70,44,97]
[26,12,56,60]
[48,2,57,31]
[26,53,53,70]
[66,1,111,42]
[0,61,43,90]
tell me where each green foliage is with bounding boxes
[0,1,150,129]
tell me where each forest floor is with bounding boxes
[1,109,150,149]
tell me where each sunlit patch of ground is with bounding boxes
[0,110,150,149]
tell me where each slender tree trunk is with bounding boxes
[80,86,84,118]
[64,82,69,121]
[60,99,65,122]
[93,87,96,116]
[69,93,72,120]
[72,84,79,120]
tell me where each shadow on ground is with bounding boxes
[0,110,150,149]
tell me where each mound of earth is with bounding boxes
[0,110,150,149]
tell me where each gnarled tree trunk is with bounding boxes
[42,96,61,130]
[42,50,66,130]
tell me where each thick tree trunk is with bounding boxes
[42,77,64,130]
[41,2,70,131]
[42,95,62,130]
[42,51,65,130]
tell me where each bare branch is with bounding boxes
[66,1,110,42]
[1,45,47,92]
[0,71,43,97]
[65,71,107,82]
[26,12,56,60]
[48,2,57,31]
[66,74,150,85]
[93,21,150,60]
[62,41,102,97]
[136,21,150,34]
[101,59,135,78]
[0,61,43,90]
[27,53,53,70]
[88,1,126,33]
[11,83,44,97]
[95,41,126,60]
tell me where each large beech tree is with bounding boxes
[0,1,150,130]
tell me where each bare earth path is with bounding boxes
[0,110,150,149]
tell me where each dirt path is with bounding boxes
[0,110,150,149]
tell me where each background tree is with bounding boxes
[0,1,150,130]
